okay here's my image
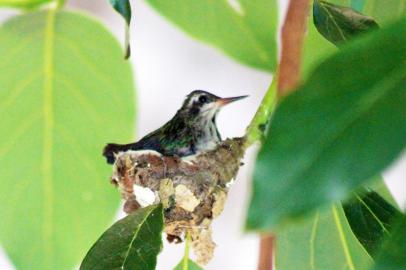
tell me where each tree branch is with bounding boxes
[258,0,310,270]
[277,0,310,96]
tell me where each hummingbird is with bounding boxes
[103,90,247,164]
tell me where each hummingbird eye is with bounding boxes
[198,95,208,104]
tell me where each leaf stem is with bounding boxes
[182,232,191,270]
[245,74,278,148]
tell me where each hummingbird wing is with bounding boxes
[103,115,195,164]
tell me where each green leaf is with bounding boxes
[351,0,367,11]
[276,203,372,270]
[373,215,406,270]
[145,0,278,71]
[246,17,406,230]
[174,259,203,270]
[313,0,379,46]
[173,231,203,270]
[80,204,164,270]
[343,187,402,256]
[0,0,53,8]
[0,10,135,270]
[109,0,132,58]
[364,0,406,24]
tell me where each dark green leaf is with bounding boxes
[246,17,406,230]
[0,11,135,270]
[373,216,406,270]
[109,0,132,58]
[174,258,203,270]
[145,0,278,71]
[80,204,164,270]
[343,188,402,256]
[276,203,372,270]
[313,0,379,46]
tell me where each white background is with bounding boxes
[0,0,405,269]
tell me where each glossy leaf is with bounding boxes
[0,11,135,270]
[145,0,278,71]
[343,187,402,256]
[109,0,132,58]
[0,0,52,8]
[80,204,164,270]
[373,216,406,270]
[276,203,372,270]
[174,259,203,270]
[313,0,378,46]
[247,17,406,230]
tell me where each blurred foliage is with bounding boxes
[247,15,406,230]
[80,205,163,270]
[145,0,278,71]
[0,10,135,270]
[0,0,52,8]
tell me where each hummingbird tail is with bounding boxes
[103,142,143,164]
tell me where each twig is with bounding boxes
[257,0,310,270]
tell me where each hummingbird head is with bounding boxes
[181,90,248,120]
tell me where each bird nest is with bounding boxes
[110,137,245,265]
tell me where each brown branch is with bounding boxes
[277,0,310,97]
[258,234,275,270]
[258,1,310,269]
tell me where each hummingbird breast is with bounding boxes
[192,116,221,153]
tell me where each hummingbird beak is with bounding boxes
[217,95,248,106]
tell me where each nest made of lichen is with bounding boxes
[110,137,245,265]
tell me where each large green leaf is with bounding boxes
[0,10,135,269]
[276,203,372,270]
[246,17,406,230]
[145,0,278,71]
[313,0,378,46]
[343,187,402,256]
[80,204,164,270]
[373,215,406,270]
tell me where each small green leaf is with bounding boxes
[0,0,52,8]
[313,0,379,46]
[373,216,406,270]
[246,17,406,230]
[145,0,278,71]
[174,259,203,270]
[276,203,372,270]
[109,0,132,58]
[343,187,402,256]
[0,10,135,270]
[80,204,164,270]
